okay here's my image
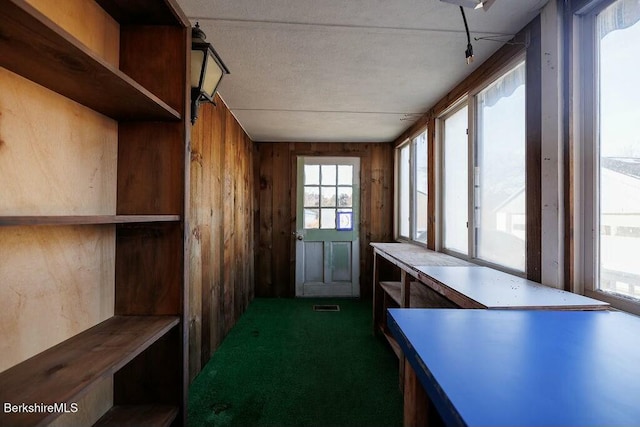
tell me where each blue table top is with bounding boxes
[388,308,640,427]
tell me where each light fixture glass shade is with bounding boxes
[191,50,205,90]
[202,50,224,99]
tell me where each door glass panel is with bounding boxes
[304,209,319,229]
[321,187,337,207]
[338,165,353,185]
[338,187,353,207]
[305,165,320,185]
[320,208,336,229]
[321,165,337,185]
[337,209,353,230]
[304,186,320,207]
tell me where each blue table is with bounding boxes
[388,308,640,427]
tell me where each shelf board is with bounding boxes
[380,281,402,305]
[0,315,179,427]
[94,405,178,427]
[382,329,402,359]
[0,0,181,121]
[379,280,458,308]
[0,215,180,227]
[96,0,189,26]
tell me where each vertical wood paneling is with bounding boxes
[257,144,274,297]
[188,96,254,379]
[255,142,394,298]
[272,143,292,297]
[223,108,236,335]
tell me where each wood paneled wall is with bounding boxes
[255,142,394,298]
[188,96,255,381]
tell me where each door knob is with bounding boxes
[296,234,303,241]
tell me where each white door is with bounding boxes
[295,157,360,297]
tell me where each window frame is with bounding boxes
[435,54,528,276]
[437,99,471,259]
[394,130,429,246]
[574,0,640,315]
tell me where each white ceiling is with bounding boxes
[177,0,548,142]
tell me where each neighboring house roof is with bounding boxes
[601,157,640,213]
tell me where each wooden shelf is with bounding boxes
[0,0,181,121]
[96,0,189,26]
[0,316,179,427]
[382,329,402,359]
[0,215,181,227]
[94,405,179,427]
[379,280,457,308]
[380,281,402,305]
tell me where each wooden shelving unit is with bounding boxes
[0,0,189,425]
[0,0,180,121]
[0,215,180,227]
[0,316,179,426]
[94,405,179,427]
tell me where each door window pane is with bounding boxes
[304,186,319,207]
[598,2,640,299]
[398,143,410,238]
[320,208,336,229]
[414,132,428,243]
[475,61,526,271]
[337,165,353,185]
[304,209,319,229]
[338,187,353,207]
[305,165,320,185]
[321,186,337,207]
[443,106,469,254]
[321,165,336,185]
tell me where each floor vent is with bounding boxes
[313,304,340,312]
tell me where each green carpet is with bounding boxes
[188,298,403,427]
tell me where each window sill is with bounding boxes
[584,289,640,316]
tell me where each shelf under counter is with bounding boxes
[0,0,181,121]
[0,315,180,427]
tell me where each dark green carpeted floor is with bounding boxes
[188,298,403,427]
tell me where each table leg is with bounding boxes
[403,359,428,427]
[373,251,382,334]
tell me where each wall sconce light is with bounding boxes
[191,22,230,125]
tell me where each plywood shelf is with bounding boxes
[94,405,179,427]
[0,316,179,427]
[382,329,402,359]
[0,0,181,121]
[96,0,189,26]
[0,215,181,227]
[380,281,402,305]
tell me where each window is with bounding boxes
[303,163,354,230]
[396,130,428,244]
[442,105,469,255]
[474,60,527,272]
[437,60,526,273]
[580,0,640,303]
